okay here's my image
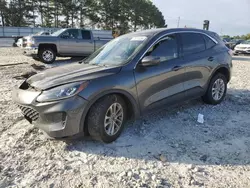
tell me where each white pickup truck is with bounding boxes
[23,29,113,64]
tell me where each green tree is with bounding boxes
[0,0,166,31]
[90,0,165,33]
[244,34,250,40]
[0,0,7,26]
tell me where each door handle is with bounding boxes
[172,66,182,71]
[208,57,214,61]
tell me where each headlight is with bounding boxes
[26,37,35,46]
[36,82,88,102]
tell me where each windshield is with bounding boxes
[84,35,148,66]
[51,29,66,36]
[242,40,250,44]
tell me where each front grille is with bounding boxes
[18,105,39,122]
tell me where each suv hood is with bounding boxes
[26,63,121,90]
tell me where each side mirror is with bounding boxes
[140,56,160,67]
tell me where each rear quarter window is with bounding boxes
[203,35,216,49]
[180,33,206,56]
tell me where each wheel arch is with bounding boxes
[38,43,58,54]
[209,65,231,84]
[204,65,230,93]
[80,89,140,134]
[213,66,230,82]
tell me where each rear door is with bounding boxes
[134,34,187,112]
[77,30,94,55]
[179,32,217,98]
[59,29,81,55]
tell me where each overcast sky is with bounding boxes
[152,0,250,36]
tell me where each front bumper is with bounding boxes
[12,87,88,138]
[23,47,38,56]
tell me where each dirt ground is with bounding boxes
[0,48,250,188]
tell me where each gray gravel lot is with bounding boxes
[0,48,250,188]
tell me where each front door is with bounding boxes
[59,29,82,55]
[134,34,187,113]
[77,30,95,56]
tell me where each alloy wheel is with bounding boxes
[104,103,124,136]
[212,78,225,101]
[42,50,54,62]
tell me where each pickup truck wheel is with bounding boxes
[87,95,127,143]
[202,73,227,105]
[39,48,56,64]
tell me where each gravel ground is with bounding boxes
[0,48,250,188]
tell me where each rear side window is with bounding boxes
[146,34,178,61]
[180,33,206,56]
[81,30,91,40]
[203,35,216,49]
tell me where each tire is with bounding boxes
[202,73,227,105]
[87,95,127,143]
[38,48,56,64]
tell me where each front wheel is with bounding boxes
[87,95,127,143]
[202,73,227,105]
[38,48,56,64]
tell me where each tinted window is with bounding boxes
[147,34,178,61]
[81,30,91,40]
[181,33,206,56]
[61,29,80,39]
[203,35,216,49]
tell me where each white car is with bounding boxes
[234,40,250,55]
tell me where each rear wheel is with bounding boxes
[202,73,227,105]
[38,48,56,64]
[87,95,127,143]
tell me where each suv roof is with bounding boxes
[128,28,220,43]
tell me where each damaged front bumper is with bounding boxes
[12,83,88,138]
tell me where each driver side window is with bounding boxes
[146,34,178,61]
[61,29,80,39]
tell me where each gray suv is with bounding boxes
[13,28,232,143]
